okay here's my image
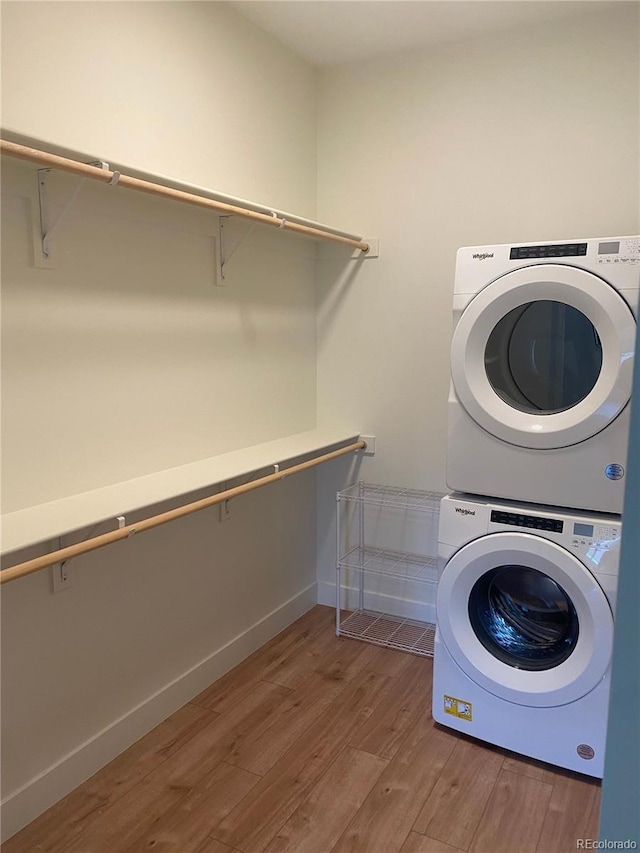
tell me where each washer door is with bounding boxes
[436,532,613,707]
[451,264,636,449]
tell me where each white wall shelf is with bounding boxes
[0,132,374,265]
[336,481,443,657]
[1,429,363,557]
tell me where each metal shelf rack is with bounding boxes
[336,482,443,657]
[337,482,443,511]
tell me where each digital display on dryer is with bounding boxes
[598,242,620,254]
[573,523,594,537]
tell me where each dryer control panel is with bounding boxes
[510,243,587,260]
[454,234,640,293]
[507,238,640,264]
[596,236,640,265]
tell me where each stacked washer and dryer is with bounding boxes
[433,236,639,777]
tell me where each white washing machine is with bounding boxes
[447,235,639,513]
[432,494,620,778]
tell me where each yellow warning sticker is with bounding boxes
[444,695,473,721]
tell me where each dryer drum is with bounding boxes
[468,565,579,671]
[484,300,603,415]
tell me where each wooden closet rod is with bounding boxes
[0,139,370,253]
[0,440,366,585]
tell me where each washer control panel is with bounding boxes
[486,506,622,558]
[570,521,622,553]
[490,509,563,532]
[440,496,623,567]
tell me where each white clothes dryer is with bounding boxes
[447,235,639,513]
[432,494,621,778]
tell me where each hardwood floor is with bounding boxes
[4,605,601,853]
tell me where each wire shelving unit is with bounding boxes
[336,482,443,657]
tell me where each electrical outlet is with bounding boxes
[52,561,72,593]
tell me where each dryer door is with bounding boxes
[436,532,614,707]
[450,264,636,449]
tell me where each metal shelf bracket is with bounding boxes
[36,161,110,261]
[217,215,231,285]
[217,215,257,286]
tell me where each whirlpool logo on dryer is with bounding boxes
[472,252,494,260]
[455,507,476,516]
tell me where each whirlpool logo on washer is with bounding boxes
[455,507,476,516]
[472,252,494,260]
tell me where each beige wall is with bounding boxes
[315,5,640,604]
[1,0,317,215]
[1,160,318,509]
[0,1,322,838]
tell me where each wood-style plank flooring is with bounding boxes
[4,605,600,853]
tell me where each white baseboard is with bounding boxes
[316,580,436,625]
[0,582,317,842]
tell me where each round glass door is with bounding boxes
[436,532,614,707]
[468,565,579,671]
[485,301,602,415]
[450,265,636,449]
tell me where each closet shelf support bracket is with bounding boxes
[217,215,231,285]
[37,168,54,260]
[36,161,111,262]
[216,215,257,286]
